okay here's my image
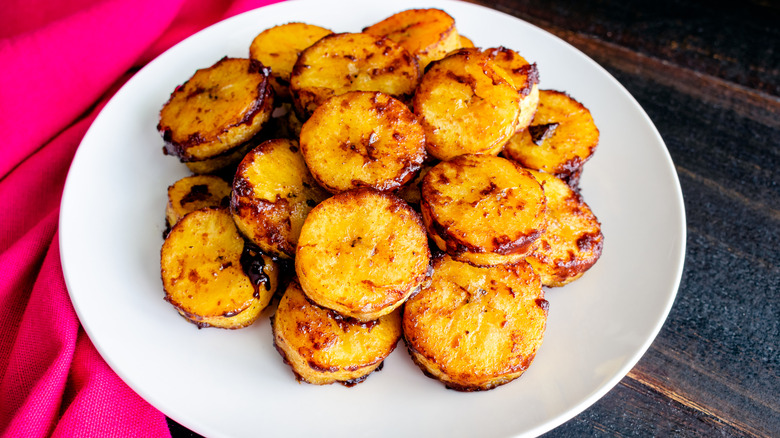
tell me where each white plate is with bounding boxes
[59,1,686,437]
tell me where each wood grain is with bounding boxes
[165,1,780,436]
[465,1,780,437]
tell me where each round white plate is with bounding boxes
[60,1,686,437]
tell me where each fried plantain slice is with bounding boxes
[289,32,420,119]
[503,89,599,188]
[231,138,330,259]
[413,49,520,161]
[403,254,548,391]
[481,46,540,133]
[249,22,334,100]
[158,57,274,162]
[165,175,231,228]
[363,8,461,70]
[295,188,430,321]
[421,154,546,266]
[160,208,278,329]
[525,170,603,286]
[272,279,402,386]
[299,91,427,193]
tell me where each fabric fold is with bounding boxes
[0,0,188,180]
[0,0,284,436]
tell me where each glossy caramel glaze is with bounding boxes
[295,188,430,321]
[272,280,401,385]
[158,57,274,162]
[404,255,548,391]
[420,154,546,266]
[299,91,427,193]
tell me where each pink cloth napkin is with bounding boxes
[0,0,282,435]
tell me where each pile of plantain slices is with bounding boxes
[158,8,603,391]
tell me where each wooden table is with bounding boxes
[170,0,779,436]
[473,1,779,436]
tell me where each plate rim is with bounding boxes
[59,1,687,436]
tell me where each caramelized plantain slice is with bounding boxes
[299,91,427,193]
[165,175,231,228]
[231,138,330,259]
[272,279,402,386]
[363,8,461,70]
[295,188,430,321]
[160,208,278,329]
[526,170,603,286]
[403,254,548,391]
[289,32,420,119]
[503,89,599,188]
[249,22,334,100]
[481,46,540,133]
[421,154,546,266]
[158,57,274,162]
[413,49,520,161]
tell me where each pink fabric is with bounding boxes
[0,0,283,436]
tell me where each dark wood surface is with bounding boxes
[479,1,780,437]
[170,0,779,436]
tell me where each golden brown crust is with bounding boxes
[503,89,599,181]
[231,138,330,259]
[454,46,540,134]
[481,47,540,133]
[289,32,420,119]
[412,49,520,161]
[299,91,427,193]
[272,280,402,386]
[363,8,461,70]
[154,11,607,392]
[295,188,431,321]
[165,175,231,228]
[403,255,548,391]
[249,22,334,100]
[158,57,274,162]
[525,170,603,286]
[160,208,278,329]
[420,154,546,266]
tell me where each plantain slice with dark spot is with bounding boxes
[231,138,330,259]
[413,49,520,161]
[165,174,231,229]
[299,91,427,193]
[526,170,604,287]
[295,188,430,321]
[503,89,599,189]
[272,279,402,386]
[158,57,274,163]
[421,154,546,266]
[160,208,278,329]
[289,32,420,120]
[403,254,548,391]
[481,46,540,133]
